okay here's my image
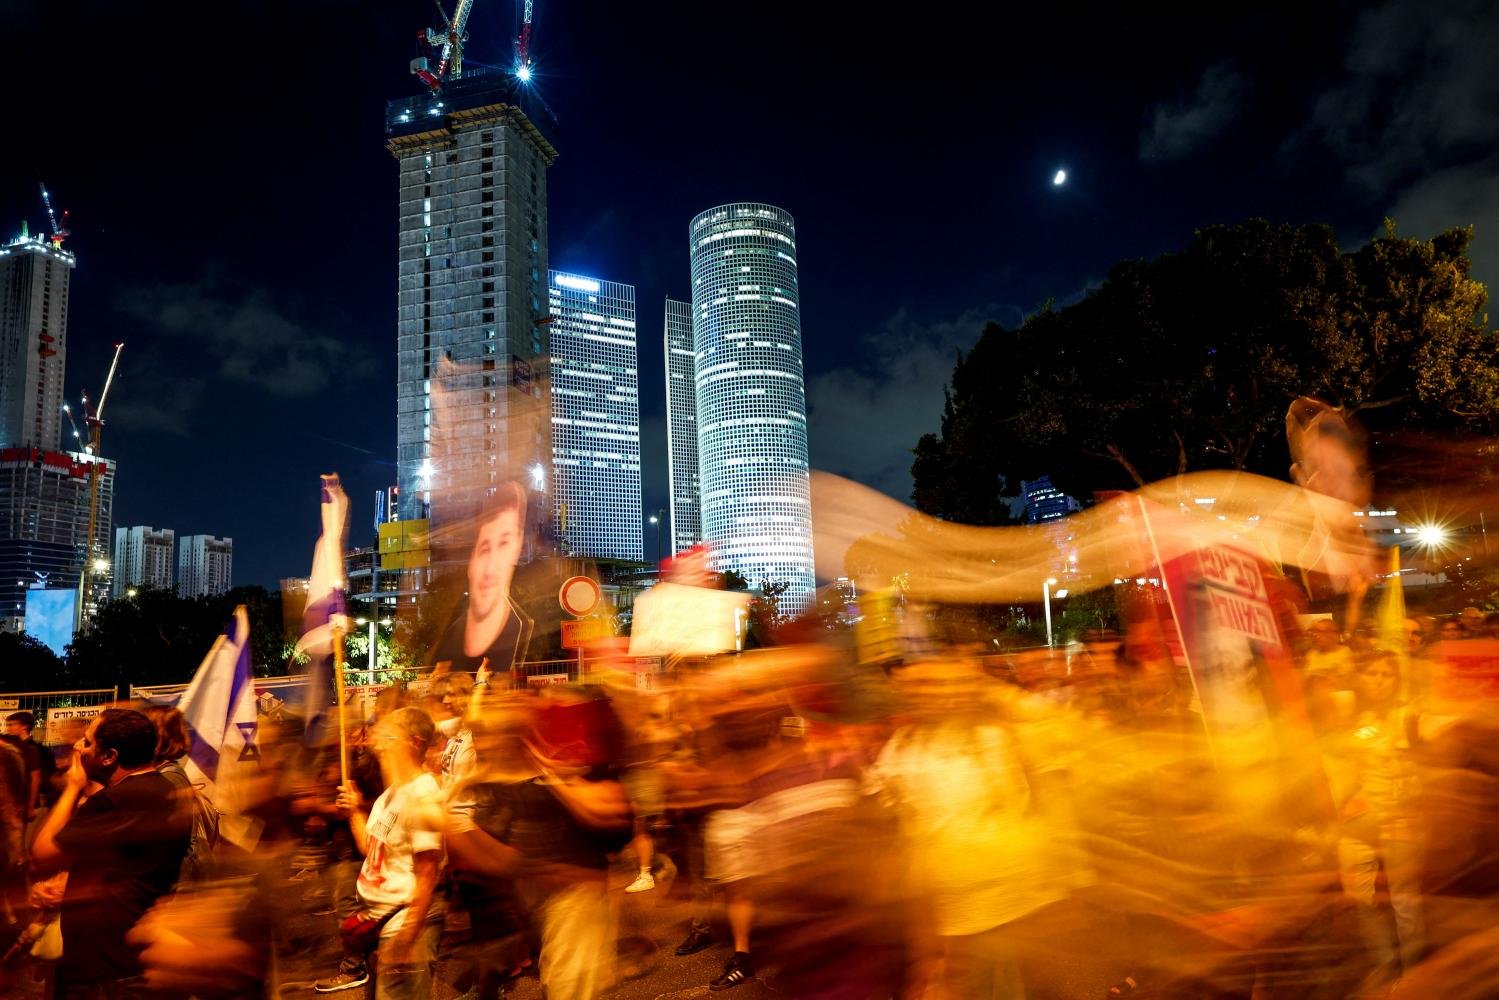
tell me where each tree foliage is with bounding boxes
[0,632,67,692]
[61,585,291,692]
[913,220,1498,515]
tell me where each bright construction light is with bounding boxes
[1053,169,1067,186]
[516,63,532,82]
[1415,524,1449,547]
[92,558,109,572]
[127,588,137,598]
[648,515,659,524]
[355,617,369,626]
[529,463,546,490]
[1055,589,1069,599]
[416,458,434,483]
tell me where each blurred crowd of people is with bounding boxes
[1,590,1499,1000]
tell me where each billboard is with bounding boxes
[24,588,77,656]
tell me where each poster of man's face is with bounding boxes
[467,502,523,626]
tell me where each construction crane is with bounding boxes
[38,184,69,251]
[76,343,124,631]
[411,0,536,92]
[60,403,84,449]
[412,0,477,92]
[514,0,535,80]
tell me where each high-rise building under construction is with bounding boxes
[0,227,114,632]
[387,70,557,546]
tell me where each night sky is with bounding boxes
[4,1,1496,588]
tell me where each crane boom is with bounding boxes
[515,0,534,75]
[76,343,124,631]
[38,184,70,250]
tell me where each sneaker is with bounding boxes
[625,871,656,893]
[710,953,753,991]
[675,928,714,956]
[313,969,369,993]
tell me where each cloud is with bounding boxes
[1384,158,1499,293]
[105,366,208,437]
[806,306,1000,503]
[1299,0,1499,191]
[120,280,374,398]
[1139,62,1251,163]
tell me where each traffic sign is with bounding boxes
[559,575,602,618]
[561,617,612,649]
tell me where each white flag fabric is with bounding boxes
[179,605,262,851]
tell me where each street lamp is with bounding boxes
[648,509,664,565]
[1043,577,1058,647]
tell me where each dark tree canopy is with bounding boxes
[61,585,290,692]
[913,219,1497,520]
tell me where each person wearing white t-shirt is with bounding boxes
[336,707,446,1000]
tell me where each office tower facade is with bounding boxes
[1022,476,1080,524]
[663,298,701,556]
[178,535,233,598]
[689,203,815,611]
[387,73,557,549]
[0,447,114,631]
[0,232,72,451]
[547,271,642,561]
[112,525,175,596]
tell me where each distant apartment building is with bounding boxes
[178,535,233,598]
[112,525,174,596]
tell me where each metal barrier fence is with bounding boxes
[130,676,308,703]
[0,687,120,745]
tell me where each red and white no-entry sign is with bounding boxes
[558,575,602,618]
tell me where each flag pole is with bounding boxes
[331,620,350,786]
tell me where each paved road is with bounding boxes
[275,852,1124,1000]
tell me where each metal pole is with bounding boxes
[1043,579,1054,647]
[367,616,377,686]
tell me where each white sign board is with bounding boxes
[45,705,104,745]
[526,673,571,688]
[628,583,750,657]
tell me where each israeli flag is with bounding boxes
[179,605,262,850]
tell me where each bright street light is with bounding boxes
[1414,524,1449,547]
[1053,169,1067,186]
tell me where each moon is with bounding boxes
[1053,169,1068,186]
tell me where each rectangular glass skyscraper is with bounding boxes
[386,73,556,541]
[664,298,701,555]
[548,271,642,561]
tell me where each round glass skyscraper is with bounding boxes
[689,203,815,612]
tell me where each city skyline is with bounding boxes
[3,2,1494,588]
